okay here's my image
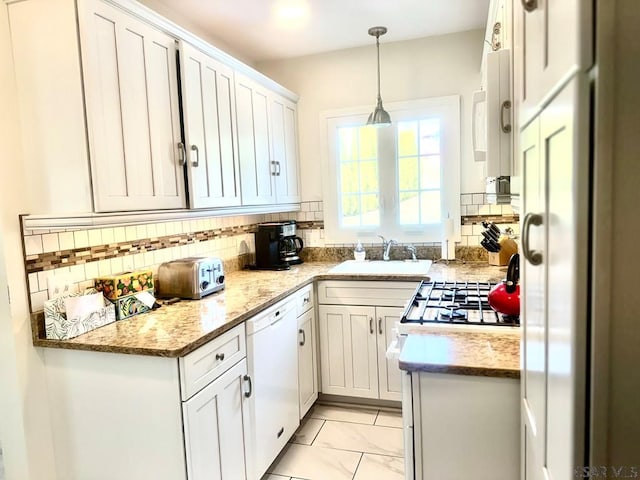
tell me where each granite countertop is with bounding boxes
[33,260,511,359]
[398,329,520,379]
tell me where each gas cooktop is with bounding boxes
[401,280,520,327]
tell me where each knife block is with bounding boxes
[488,237,518,266]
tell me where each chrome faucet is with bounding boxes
[406,244,417,262]
[378,235,397,261]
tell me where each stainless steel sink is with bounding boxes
[328,259,432,275]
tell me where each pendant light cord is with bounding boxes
[376,35,382,103]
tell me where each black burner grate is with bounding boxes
[402,280,520,326]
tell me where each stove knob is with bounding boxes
[200,280,210,291]
[216,275,225,284]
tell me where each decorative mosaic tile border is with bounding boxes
[23,220,323,276]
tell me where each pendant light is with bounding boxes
[367,26,391,126]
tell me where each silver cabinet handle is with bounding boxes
[190,144,200,167]
[369,317,374,334]
[177,142,186,166]
[215,352,225,361]
[243,374,252,398]
[521,0,537,12]
[522,212,543,265]
[302,296,310,304]
[500,100,512,133]
[378,318,383,335]
[276,161,281,176]
[271,160,277,176]
[298,328,306,346]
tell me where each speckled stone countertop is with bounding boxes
[397,261,519,379]
[33,261,442,357]
[398,329,520,379]
[33,260,513,359]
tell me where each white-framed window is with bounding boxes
[321,96,460,244]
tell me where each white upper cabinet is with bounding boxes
[515,0,593,126]
[180,42,241,209]
[8,0,301,218]
[270,95,301,204]
[235,74,276,206]
[79,0,186,212]
[235,74,302,207]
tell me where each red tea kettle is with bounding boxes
[488,253,520,317]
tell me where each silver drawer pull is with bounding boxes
[500,100,512,133]
[190,144,200,167]
[378,318,383,335]
[299,328,306,346]
[243,374,252,398]
[522,212,543,265]
[369,317,374,334]
[215,352,225,361]
[177,142,186,166]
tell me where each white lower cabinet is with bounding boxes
[183,359,251,480]
[317,281,417,402]
[43,323,251,480]
[405,372,520,480]
[297,306,318,418]
[318,305,403,401]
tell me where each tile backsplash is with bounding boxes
[21,194,517,312]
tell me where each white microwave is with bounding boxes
[472,48,512,177]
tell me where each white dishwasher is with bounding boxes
[246,297,299,480]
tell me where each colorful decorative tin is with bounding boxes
[95,270,154,300]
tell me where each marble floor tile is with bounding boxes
[292,417,325,445]
[353,453,405,480]
[309,404,379,425]
[269,443,362,480]
[375,410,403,428]
[313,420,404,457]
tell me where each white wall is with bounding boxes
[256,29,486,201]
[0,5,57,479]
[137,0,257,66]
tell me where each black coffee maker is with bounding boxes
[254,221,304,270]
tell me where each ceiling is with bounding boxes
[151,0,490,62]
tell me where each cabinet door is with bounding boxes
[270,95,301,204]
[375,306,402,402]
[318,305,378,399]
[182,358,250,480]
[521,77,589,480]
[541,77,588,480]
[297,309,318,418]
[520,116,546,480]
[181,43,241,208]
[235,74,276,206]
[515,0,593,125]
[79,0,186,212]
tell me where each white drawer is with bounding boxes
[179,323,246,400]
[296,284,315,317]
[317,280,419,307]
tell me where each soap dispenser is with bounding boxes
[354,241,366,261]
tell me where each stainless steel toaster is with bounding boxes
[157,257,225,299]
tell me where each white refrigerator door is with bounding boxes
[521,74,590,480]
